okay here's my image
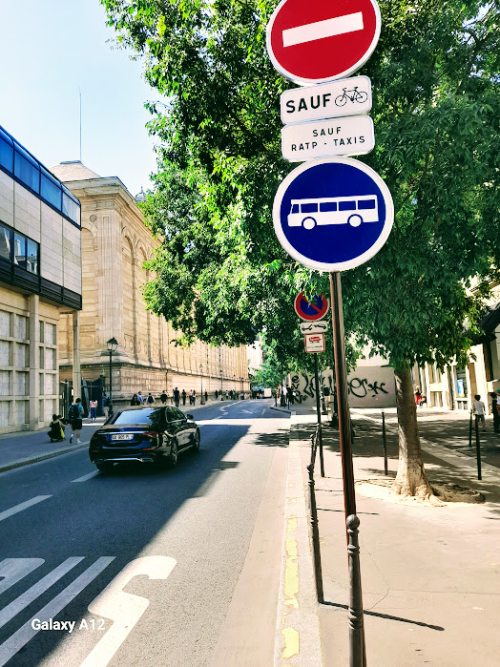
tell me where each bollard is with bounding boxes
[308,430,324,603]
[475,417,482,480]
[347,515,365,667]
[468,412,473,448]
[382,411,388,475]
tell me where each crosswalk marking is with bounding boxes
[0,557,115,667]
[0,558,84,630]
[0,496,51,523]
[0,559,44,595]
[71,470,100,483]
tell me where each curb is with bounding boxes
[0,441,89,475]
[270,405,292,415]
[274,413,323,667]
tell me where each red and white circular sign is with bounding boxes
[266,0,381,85]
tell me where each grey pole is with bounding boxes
[314,352,325,477]
[475,417,482,480]
[108,351,113,416]
[329,272,365,666]
[347,515,365,667]
[382,411,388,475]
[308,429,324,603]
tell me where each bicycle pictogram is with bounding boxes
[335,87,368,107]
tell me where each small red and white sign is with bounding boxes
[305,332,325,353]
[266,0,382,85]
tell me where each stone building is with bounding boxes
[50,161,249,409]
[0,125,82,433]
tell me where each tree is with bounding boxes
[101,0,500,497]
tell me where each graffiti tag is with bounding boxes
[348,377,389,399]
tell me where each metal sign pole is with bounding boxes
[314,352,325,477]
[329,271,365,667]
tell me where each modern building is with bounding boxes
[50,161,249,410]
[0,126,82,434]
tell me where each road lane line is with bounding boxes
[0,559,44,595]
[0,496,51,523]
[0,557,115,667]
[71,471,99,483]
[283,11,364,47]
[0,558,84,630]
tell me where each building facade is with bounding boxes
[51,161,249,409]
[0,126,82,434]
[412,283,500,413]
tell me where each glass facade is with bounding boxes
[0,124,80,228]
[0,222,39,275]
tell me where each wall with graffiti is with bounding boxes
[288,364,396,409]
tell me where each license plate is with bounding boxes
[111,434,134,441]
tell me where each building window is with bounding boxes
[62,191,80,226]
[41,169,62,210]
[39,346,44,369]
[13,233,27,269]
[0,223,11,262]
[27,239,38,274]
[39,321,44,344]
[0,128,13,171]
[14,146,40,194]
[0,223,39,276]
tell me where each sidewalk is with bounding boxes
[288,408,500,666]
[0,397,240,474]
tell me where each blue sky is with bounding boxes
[0,0,160,195]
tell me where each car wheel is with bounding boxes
[192,431,200,453]
[168,439,179,467]
[96,462,113,472]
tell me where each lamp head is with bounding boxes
[107,337,119,353]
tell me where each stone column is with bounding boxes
[72,311,81,399]
[28,295,40,429]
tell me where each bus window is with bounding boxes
[291,203,300,214]
[301,203,318,213]
[320,201,337,212]
[339,201,356,211]
[358,199,376,210]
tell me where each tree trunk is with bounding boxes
[392,365,434,498]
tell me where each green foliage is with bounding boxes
[102,0,500,374]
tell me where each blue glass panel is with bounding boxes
[62,192,80,225]
[41,171,62,210]
[14,149,40,194]
[0,223,11,262]
[0,136,13,172]
[27,239,38,274]
[14,233,27,269]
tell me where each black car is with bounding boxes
[89,406,200,471]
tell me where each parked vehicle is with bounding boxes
[89,406,200,472]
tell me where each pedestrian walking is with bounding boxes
[204,390,208,403]
[192,389,196,406]
[472,394,486,431]
[131,393,141,406]
[182,389,186,406]
[215,390,218,400]
[102,393,109,419]
[174,387,180,408]
[490,392,500,434]
[68,398,84,444]
[160,390,168,405]
[89,399,98,421]
[225,390,229,400]
[137,392,144,403]
[147,392,155,405]
[189,390,193,405]
[48,414,65,442]
[415,386,422,406]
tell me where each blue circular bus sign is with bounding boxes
[273,157,394,271]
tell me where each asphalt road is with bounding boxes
[0,400,289,667]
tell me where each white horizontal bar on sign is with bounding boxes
[281,115,375,162]
[283,12,364,48]
[280,76,372,125]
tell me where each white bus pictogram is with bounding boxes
[287,195,378,230]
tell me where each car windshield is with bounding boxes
[110,408,165,427]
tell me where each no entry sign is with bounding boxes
[267,0,381,85]
[294,292,330,321]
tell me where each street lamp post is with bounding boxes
[220,368,223,398]
[107,337,118,415]
[200,364,205,404]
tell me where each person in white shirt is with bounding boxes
[472,394,486,431]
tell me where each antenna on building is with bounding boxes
[79,88,82,162]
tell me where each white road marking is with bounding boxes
[80,556,177,667]
[0,496,51,523]
[0,557,115,667]
[283,11,364,47]
[0,559,44,595]
[0,558,84,630]
[71,471,100,483]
